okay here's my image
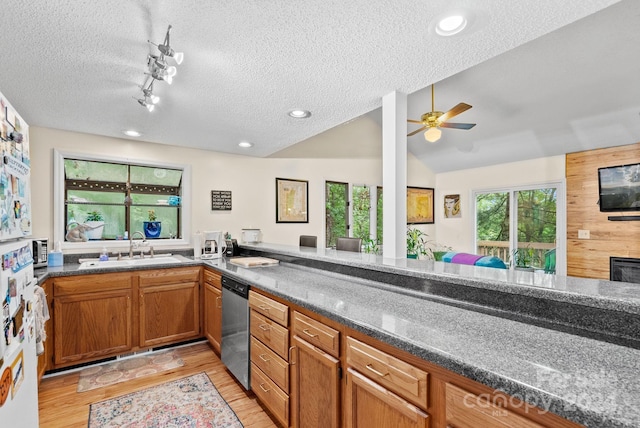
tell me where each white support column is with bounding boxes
[382,91,407,259]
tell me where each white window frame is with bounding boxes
[472,180,566,275]
[53,149,192,251]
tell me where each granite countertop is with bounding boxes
[241,243,640,314]
[36,246,640,427]
[206,258,639,428]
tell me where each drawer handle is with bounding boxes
[259,353,270,362]
[258,324,270,331]
[216,296,222,309]
[259,383,271,393]
[302,328,318,338]
[258,304,270,311]
[289,346,296,365]
[366,364,389,378]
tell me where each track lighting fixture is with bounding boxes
[149,25,184,65]
[135,25,183,111]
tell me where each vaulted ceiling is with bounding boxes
[1,1,632,173]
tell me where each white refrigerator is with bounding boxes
[0,90,38,427]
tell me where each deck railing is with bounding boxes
[476,240,555,268]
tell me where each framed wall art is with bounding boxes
[407,186,434,224]
[276,178,308,223]
[444,194,461,218]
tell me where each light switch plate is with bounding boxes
[578,229,590,239]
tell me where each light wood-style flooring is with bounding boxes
[38,341,278,428]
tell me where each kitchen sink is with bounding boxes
[78,255,183,270]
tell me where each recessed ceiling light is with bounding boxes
[123,130,142,137]
[435,14,467,36]
[238,141,253,148]
[288,109,311,119]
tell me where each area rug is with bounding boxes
[77,350,184,392]
[88,372,243,428]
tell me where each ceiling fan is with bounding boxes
[407,84,476,142]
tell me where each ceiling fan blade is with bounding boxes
[407,119,423,124]
[407,126,427,137]
[440,122,476,130]
[438,103,472,123]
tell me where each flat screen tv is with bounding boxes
[598,163,640,212]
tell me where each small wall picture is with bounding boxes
[444,194,461,218]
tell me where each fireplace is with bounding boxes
[610,257,640,284]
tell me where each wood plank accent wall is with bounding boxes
[566,142,640,279]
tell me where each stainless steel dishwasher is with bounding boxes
[221,275,251,390]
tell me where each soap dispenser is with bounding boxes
[99,247,109,261]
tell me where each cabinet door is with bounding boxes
[345,368,429,428]
[139,281,200,347]
[54,288,132,367]
[291,335,340,428]
[203,282,222,354]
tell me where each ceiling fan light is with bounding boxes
[150,94,160,104]
[146,103,155,112]
[424,127,442,143]
[173,51,184,65]
[166,66,177,78]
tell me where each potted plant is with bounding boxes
[84,210,105,240]
[510,246,539,271]
[363,237,380,255]
[143,210,162,239]
[406,227,430,259]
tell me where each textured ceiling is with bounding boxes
[0,0,625,172]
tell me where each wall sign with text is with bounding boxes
[211,190,232,211]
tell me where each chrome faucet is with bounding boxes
[129,231,146,258]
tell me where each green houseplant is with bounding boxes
[363,237,381,255]
[84,210,105,240]
[406,227,430,259]
[143,209,162,239]
[510,246,539,270]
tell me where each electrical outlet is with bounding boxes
[578,229,590,239]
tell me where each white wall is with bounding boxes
[434,155,566,253]
[30,127,433,251]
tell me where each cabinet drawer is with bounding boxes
[445,383,544,428]
[250,310,290,360]
[138,267,200,287]
[249,290,288,327]
[53,272,133,296]
[292,311,340,357]
[203,269,221,288]
[251,363,289,428]
[346,336,428,409]
[251,336,289,393]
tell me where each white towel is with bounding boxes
[33,284,50,356]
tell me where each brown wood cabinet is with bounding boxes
[290,334,340,428]
[50,267,202,370]
[345,368,430,428]
[52,272,133,368]
[138,267,201,348]
[445,382,544,428]
[203,269,222,354]
[249,290,290,427]
[345,335,429,428]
